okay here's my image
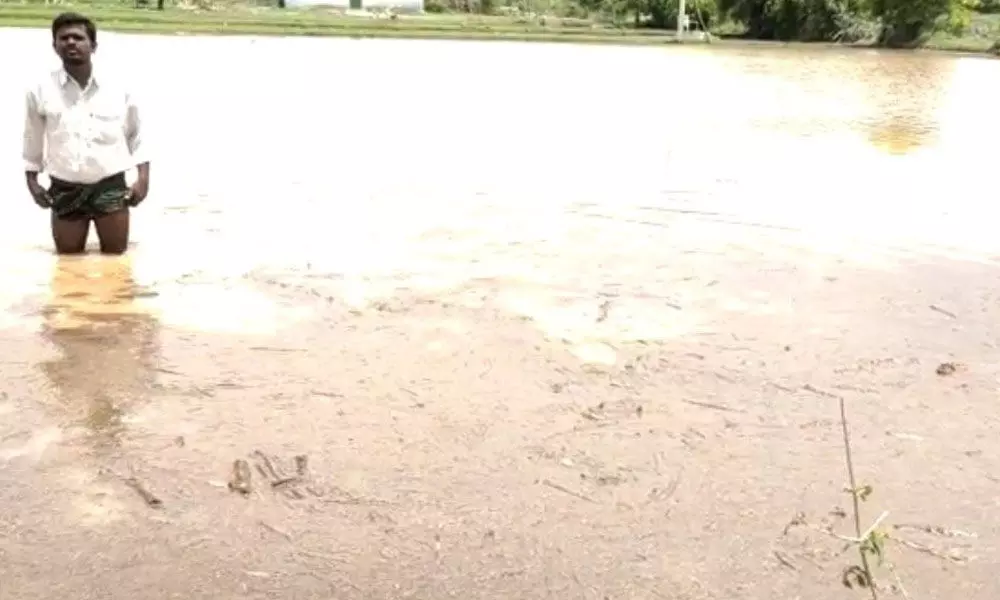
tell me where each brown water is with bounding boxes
[1,30,999,599]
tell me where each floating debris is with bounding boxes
[124,477,162,508]
[228,459,253,495]
[936,362,960,376]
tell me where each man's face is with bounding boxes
[53,24,94,66]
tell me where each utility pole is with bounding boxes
[676,0,685,39]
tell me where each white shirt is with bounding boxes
[22,68,145,184]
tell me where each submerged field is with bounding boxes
[0,30,999,599]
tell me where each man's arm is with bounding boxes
[124,91,149,179]
[23,87,49,207]
[23,87,44,182]
[124,91,150,204]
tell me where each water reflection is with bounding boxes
[863,54,954,155]
[37,256,160,452]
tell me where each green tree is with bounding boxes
[716,0,856,40]
[717,0,966,44]
[870,0,959,46]
[606,0,719,30]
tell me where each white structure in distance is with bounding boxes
[285,0,424,12]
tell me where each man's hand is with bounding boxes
[127,162,150,207]
[126,177,148,207]
[27,179,51,209]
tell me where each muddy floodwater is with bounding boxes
[1,28,1000,599]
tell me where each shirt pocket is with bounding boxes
[88,104,125,144]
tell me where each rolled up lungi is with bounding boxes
[48,172,130,221]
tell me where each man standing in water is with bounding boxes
[23,12,148,255]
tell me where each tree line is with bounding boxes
[429,0,999,47]
[709,0,995,46]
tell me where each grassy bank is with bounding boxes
[0,2,995,53]
[0,3,683,44]
[926,12,1000,53]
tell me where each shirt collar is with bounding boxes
[58,67,98,90]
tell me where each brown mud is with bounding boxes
[1,240,998,599]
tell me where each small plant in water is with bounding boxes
[785,387,974,599]
[838,398,892,599]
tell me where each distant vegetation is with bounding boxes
[0,0,997,52]
[423,0,1000,48]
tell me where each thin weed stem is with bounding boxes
[840,396,878,600]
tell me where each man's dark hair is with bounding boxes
[51,12,97,44]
